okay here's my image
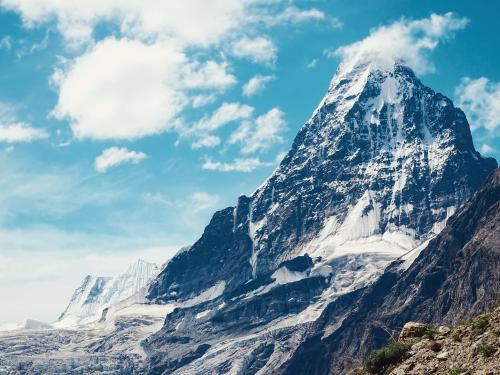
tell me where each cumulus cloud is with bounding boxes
[231,36,277,66]
[242,74,275,97]
[0,122,48,143]
[188,102,254,149]
[272,6,325,24]
[229,108,286,154]
[51,38,236,141]
[94,147,147,173]
[455,77,500,132]
[182,60,236,90]
[333,12,468,75]
[0,0,262,46]
[202,157,271,172]
[195,102,254,132]
[0,103,48,142]
[1,1,330,47]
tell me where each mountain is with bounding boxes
[56,259,159,327]
[148,60,495,304]
[142,61,496,374]
[281,167,500,374]
[0,60,496,375]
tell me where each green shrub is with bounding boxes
[423,327,438,340]
[364,341,410,374]
[457,318,471,326]
[452,332,461,342]
[478,344,496,358]
[472,315,490,331]
[448,367,466,375]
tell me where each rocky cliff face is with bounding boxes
[281,168,500,375]
[148,61,495,305]
[142,60,496,374]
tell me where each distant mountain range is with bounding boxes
[56,259,159,327]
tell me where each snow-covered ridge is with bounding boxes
[55,259,159,328]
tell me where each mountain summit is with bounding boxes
[143,62,496,374]
[148,61,495,304]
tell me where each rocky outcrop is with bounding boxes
[281,168,500,374]
[348,305,500,375]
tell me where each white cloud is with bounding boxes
[455,77,500,132]
[242,74,275,97]
[190,192,221,213]
[231,36,277,66]
[273,6,325,24]
[191,94,217,108]
[479,144,496,155]
[1,1,330,47]
[229,107,286,154]
[333,12,468,75]
[182,60,236,90]
[0,122,48,143]
[142,191,220,213]
[202,157,271,172]
[195,102,254,132]
[95,146,147,173]
[191,135,221,149]
[0,103,48,142]
[0,0,267,46]
[51,37,236,140]
[15,29,50,59]
[188,102,254,149]
[305,58,318,70]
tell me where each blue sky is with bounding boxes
[0,0,498,323]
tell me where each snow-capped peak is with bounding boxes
[55,259,159,327]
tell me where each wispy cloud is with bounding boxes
[202,157,271,172]
[0,103,48,143]
[0,36,12,50]
[242,74,275,97]
[305,58,318,70]
[229,108,287,154]
[333,12,468,74]
[455,77,500,132]
[479,143,496,155]
[186,102,254,149]
[94,147,148,173]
